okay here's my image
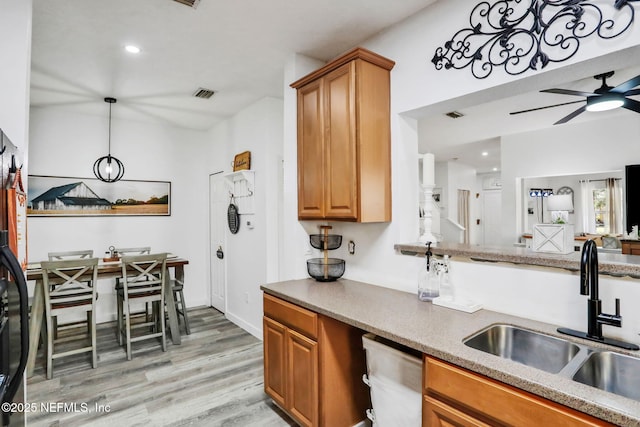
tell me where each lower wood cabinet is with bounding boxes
[263,294,369,427]
[621,239,640,255]
[423,356,612,427]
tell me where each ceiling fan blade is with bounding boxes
[611,74,640,93]
[625,88,640,97]
[509,100,584,115]
[623,98,640,113]
[541,88,597,97]
[554,105,587,125]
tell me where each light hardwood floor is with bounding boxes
[26,307,296,426]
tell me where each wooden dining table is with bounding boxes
[25,256,189,377]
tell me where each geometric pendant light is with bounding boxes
[93,97,125,182]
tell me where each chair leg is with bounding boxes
[46,314,54,380]
[117,292,123,345]
[160,300,166,352]
[124,303,132,361]
[86,311,91,335]
[90,310,97,369]
[40,317,47,347]
[177,289,190,335]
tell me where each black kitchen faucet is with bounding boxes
[558,239,639,350]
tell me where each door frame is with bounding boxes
[209,171,226,312]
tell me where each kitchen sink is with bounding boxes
[573,351,640,401]
[464,324,581,374]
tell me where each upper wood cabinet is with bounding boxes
[291,47,395,222]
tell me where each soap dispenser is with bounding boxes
[418,242,439,301]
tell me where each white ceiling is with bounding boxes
[418,65,640,174]
[30,0,436,130]
[31,0,640,172]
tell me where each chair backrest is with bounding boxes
[120,253,168,301]
[114,247,151,256]
[40,258,99,314]
[47,250,94,261]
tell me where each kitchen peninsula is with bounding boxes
[261,278,640,426]
[395,241,640,278]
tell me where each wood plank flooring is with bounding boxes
[26,307,296,427]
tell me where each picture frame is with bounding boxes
[233,151,251,171]
[27,175,171,217]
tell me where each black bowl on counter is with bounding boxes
[306,258,345,282]
[309,234,342,250]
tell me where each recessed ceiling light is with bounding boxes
[481,151,488,156]
[493,167,498,172]
[125,45,141,54]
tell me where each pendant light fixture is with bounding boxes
[93,97,125,183]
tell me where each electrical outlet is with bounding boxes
[244,292,249,303]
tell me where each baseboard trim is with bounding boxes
[225,311,262,339]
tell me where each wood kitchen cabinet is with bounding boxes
[262,293,369,427]
[423,356,612,427]
[621,239,640,255]
[291,47,394,222]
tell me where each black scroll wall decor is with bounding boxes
[432,0,639,79]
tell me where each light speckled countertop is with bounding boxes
[261,278,640,426]
[395,241,640,278]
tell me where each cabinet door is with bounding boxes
[297,79,325,219]
[263,317,287,408]
[323,62,358,220]
[424,395,491,427]
[287,328,318,427]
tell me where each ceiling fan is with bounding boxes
[510,71,640,125]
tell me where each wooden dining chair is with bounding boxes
[46,250,95,339]
[113,247,151,256]
[40,257,99,379]
[47,250,94,261]
[115,247,152,337]
[117,253,168,360]
[169,276,191,335]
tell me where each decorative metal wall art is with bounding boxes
[432,1,639,79]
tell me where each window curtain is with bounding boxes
[580,180,596,234]
[606,178,623,235]
[457,189,470,244]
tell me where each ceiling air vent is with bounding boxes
[173,0,200,8]
[445,111,464,119]
[193,88,215,99]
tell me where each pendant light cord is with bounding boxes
[108,101,112,156]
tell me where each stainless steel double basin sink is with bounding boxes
[464,324,640,401]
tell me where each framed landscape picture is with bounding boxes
[27,175,171,217]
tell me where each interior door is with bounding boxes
[209,172,226,313]
[482,190,502,246]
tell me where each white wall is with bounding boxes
[206,97,283,338]
[501,114,640,246]
[360,0,640,119]
[276,0,640,342]
[450,259,640,345]
[20,0,640,342]
[27,107,211,322]
[0,0,32,152]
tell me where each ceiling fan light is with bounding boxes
[586,94,625,112]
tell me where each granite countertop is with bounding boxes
[394,241,640,278]
[261,278,640,426]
